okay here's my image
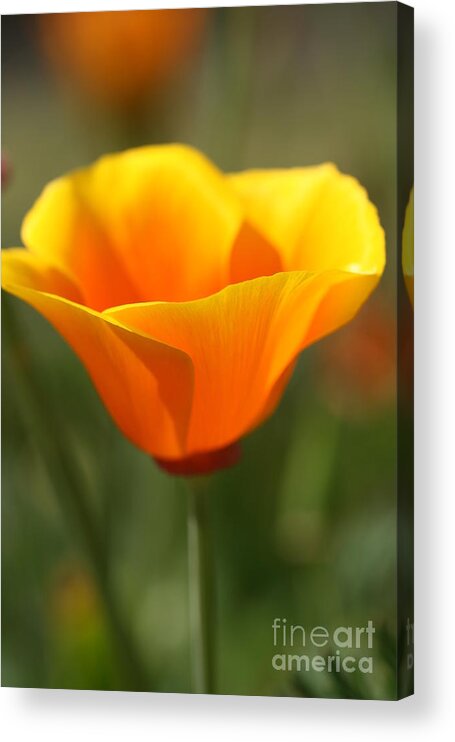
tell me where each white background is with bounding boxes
[1,0,454,739]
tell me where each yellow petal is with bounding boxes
[228,164,385,275]
[2,249,194,459]
[107,268,379,457]
[1,248,83,303]
[22,145,245,310]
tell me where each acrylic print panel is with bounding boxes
[1,2,414,699]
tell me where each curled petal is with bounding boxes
[107,268,380,458]
[2,249,194,459]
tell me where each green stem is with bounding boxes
[186,476,216,694]
[3,298,150,691]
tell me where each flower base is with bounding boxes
[155,441,241,476]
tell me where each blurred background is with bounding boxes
[2,4,411,699]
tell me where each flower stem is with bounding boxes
[186,476,216,694]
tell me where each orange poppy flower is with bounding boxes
[39,10,208,108]
[2,145,385,474]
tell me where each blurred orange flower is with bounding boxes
[2,145,385,473]
[317,301,396,418]
[39,9,208,108]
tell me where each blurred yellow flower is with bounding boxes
[51,565,100,632]
[2,145,385,474]
[39,9,208,109]
[402,187,414,306]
